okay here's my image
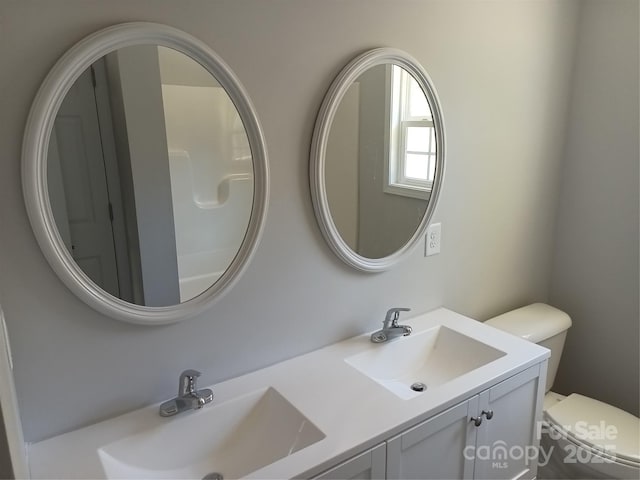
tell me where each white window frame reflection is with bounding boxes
[384,65,435,200]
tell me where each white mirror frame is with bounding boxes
[310,48,445,272]
[22,22,269,325]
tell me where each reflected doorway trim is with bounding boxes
[22,23,269,325]
[310,48,445,272]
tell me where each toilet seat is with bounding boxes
[544,393,640,467]
[544,420,639,468]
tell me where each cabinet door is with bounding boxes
[473,364,545,480]
[386,398,478,479]
[313,443,386,480]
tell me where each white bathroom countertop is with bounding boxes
[27,307,549,479]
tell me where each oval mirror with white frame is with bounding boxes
[22,23,269,325]
[310,48,445,272]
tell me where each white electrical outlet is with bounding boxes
[425,222,441,256]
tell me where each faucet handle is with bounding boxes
[178,369,201,395]
[384,307,411,327]
[180,369,201,378]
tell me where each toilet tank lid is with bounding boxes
[484,303,571,343]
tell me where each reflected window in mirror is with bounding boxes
[310,48,445,272]
[385,65,436,201]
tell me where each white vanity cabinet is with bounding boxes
[472,364,544,480]
[315,362,546,480]
[313,444,386,480]
[24,308,550,479]
[387,363,544,479]
[386,397,479,479]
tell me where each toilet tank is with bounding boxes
[485,303,572,392]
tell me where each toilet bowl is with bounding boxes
[486,303,639,479]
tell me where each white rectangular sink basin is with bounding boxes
[98,387,325,479]
[346,325,506,399]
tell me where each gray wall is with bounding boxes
[0,0,580,443]
[551,0,639,416]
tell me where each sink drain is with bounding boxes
[411,382,427,392]
[202,473,223,480]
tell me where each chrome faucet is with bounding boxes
[159,369,214,417]
[370,307,412,343]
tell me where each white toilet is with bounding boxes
[486,303,639,479]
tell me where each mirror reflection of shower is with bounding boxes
[159,47,252,302]
[47,45,253,306]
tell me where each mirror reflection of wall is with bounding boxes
[47,46,253,307]
[325,64,434,259]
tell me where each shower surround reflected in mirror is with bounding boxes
[48,46,253,306]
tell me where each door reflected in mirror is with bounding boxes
[324,64,435,259]
[47,46,253,307]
